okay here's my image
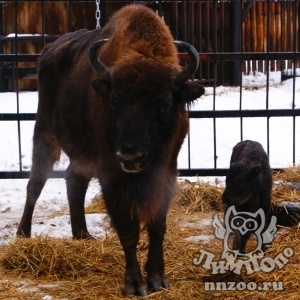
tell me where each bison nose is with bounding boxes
[116,145,147,173]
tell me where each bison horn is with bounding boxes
[174,40,199,86]
[89,39,111,80]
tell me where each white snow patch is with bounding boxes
[185,235,215,243]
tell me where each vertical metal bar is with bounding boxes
[231,0,242,85]
[213,0,217,169]
[158,1,163,19]
[68,0,72,32]
[42,0,45,45]
[266,0,270,156]
[181,1,190,169]
[198,1,202,79]
[220,1,225,84]
[100,0,106,27]
[183,1,187,41]
[189,1,194,45]
[239,0,243,142]
[0,1,3,35]
[292,0,297,165]
[206,2,210,81]
[0,2,3,91]
[173,1,178,40]
[173,1,179,39]
[187,118,191,170]
[14,0,22,172]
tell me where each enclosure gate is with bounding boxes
[0,0,299,178]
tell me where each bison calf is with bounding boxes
[16,4,205,296]
[221,140,273,256]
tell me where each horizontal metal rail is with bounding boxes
[0,171,65,179]
[180,52,300,61]
[189,109,300,119]
[1,169,230,179]
[0,113,36,121]
[2,109,300,122]
[1,52,300,63]
[0,54,39,62]
[0,168,286,179]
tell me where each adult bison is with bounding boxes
[17,4,205,296]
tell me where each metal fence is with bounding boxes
[0,0,299,179]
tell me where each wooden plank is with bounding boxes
[256,2,264,52]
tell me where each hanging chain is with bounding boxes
[95,0,101,29]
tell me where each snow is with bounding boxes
[179,75,300,169]
[0,178,107,246]
[0,72,299,246]
[185,235,215,243]
[6,33,46,38]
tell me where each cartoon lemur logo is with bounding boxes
[212,206,277,260]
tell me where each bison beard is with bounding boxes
[16,4,205,296]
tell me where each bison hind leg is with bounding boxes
[17,134,60,238]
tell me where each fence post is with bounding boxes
[100,0,106,27]
[230,0,241,85]
[0,3,3,91]
[0,2,3,36]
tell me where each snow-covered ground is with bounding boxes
[0,72,299,246]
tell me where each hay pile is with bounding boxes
[1,168,300,299]
[273,165,300,182]
[271,167,300,208]
[1,237,115,279]
[174,179,224,213]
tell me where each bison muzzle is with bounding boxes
[16,4,205,296]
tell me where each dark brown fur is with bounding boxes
[16,4,205,296]
[222,140,273,254]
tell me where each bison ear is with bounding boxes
[92,78,111,95]
[229,162,245,178]
[248,165,263,178]
[176,80,205,104]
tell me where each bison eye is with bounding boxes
[161,102,172,112]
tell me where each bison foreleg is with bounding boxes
[65,164,93,239]
[145,216,169,292]
[111,216,147,296]
[233,230,251,254]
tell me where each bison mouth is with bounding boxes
[116,148,146,173]
[119,161,142,173]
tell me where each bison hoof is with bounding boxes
[122,283,148,297]
[73,231,95,240]
[16,230,31,238]
[147,274,169,292]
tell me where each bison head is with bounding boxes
[222,162,263,206]
[89,40,205,173]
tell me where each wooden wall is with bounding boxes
[243,1,298,53]
[242,1,299,74]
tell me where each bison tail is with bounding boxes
[272,202,300,227]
